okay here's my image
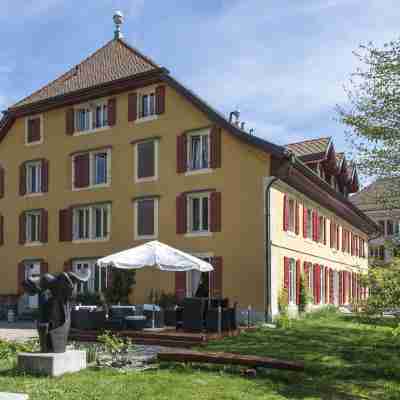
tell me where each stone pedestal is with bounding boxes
[17,350,86,377]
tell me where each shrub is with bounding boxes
[0,339,39,361]
[104,268,136,304]
[98,331,134,363]
[278,288,289,314]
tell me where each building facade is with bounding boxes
[351,178,400,264]
[0,33,377,320]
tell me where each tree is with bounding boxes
[361,259,400,324]
[338,39,400,207]
[104,268,136,304]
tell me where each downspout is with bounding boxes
[264,176,279,322]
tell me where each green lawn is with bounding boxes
[0,311,399,400]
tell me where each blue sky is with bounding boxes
[0,0,399,152]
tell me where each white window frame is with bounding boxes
[134,197,159,240]
[72,203,111,242]
[134,140,159,183]
[318,215,325,244]
[287,198,296,233]
[72,148,111,190]
[186,254,213,297]
[186,128,211,174]
[135,86,158,123]
[25,261,41,308]
[25,161,42,195]
[308,265,314,294]
[25,211,41,244]
[288,258,296,305]
[186,192,211,236]
[72,259,108,294]
[73,100,109,135]
[25,115,43,146]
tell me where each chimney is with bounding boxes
[113,11,124,39]
[240,122,246,130]
[229,109,240,125]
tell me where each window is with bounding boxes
[140,93,156,118]
[25,116,42,145]
[26,161,42,194]
[26,211,41,243]
[288,259,296,305]
[135,140,158,182]
[306,209,313,239]
[186,257,212,297]
[134,197,158,240]
[73,203,110,241]
[387,220,394,236]
[394,221,400,236]
[307,263,314,295]
[25,261,41,308]
[75,101,108,133]
[73,149,111,189]
[187,130,210,171]
[287,199,296,232]
[320,268,325,304]
[188,193,209,233]
[318,216,325,243]
[73,260,108,294]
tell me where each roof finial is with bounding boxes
[113,11,124,39]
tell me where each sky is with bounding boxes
[0,0,399,153]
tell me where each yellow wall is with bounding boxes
[0,83,271,312]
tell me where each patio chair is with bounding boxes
[182,297,206,332]
[205,307,233,333]
[103,306,137,331]
[137,304,165,329]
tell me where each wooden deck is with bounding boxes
[158,350,305,371]
[69,327,252,348]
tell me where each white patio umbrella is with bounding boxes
[97,241,214,272]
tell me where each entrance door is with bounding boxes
[25,261,41,309]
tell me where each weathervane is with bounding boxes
[113,11,124,39]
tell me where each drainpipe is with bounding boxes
[264,176,279,322]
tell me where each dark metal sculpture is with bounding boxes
[22,271,89,353]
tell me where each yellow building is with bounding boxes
[0,24,377,321]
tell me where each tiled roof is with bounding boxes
[285,137,331,159]
[12,38,159,108]
[350,178,400,211]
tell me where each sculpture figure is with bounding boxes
[22,271,89,353]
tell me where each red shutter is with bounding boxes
[18,262,25,295]
[107,98,116,126]
[339,271,343,305]
[0,166,4,198]
[283,257,290,289]
[295,202,300,235]
[41,261,49,275]
[19,163,26,196]
[336,225,340,250]
[210,191,221,233]
[41,159,49,193]
[316,265,321,304]
[330,221,334,248]
[210,126,222,169]
[19,212,26,245]
[296,259,301,305]
[155,85,166,115]
[40,209,48,243]
[63,259,72,273]
[283,195,289,231]
[0,215,3,245]
[74,153,90,188]
[211,256,223,298]
[312,211,317,241]
[176,194,187,234]
[303,206,307,238]
[313,265,318,304]
[303,261,309,289]
[175,271,186,301]
[176,134,187,173]
[329,269,334,304]
[325,267,329,304]
[350,233,354,255]
[59,208,72,242]
[128,92,138,122]
[66,108,75,135]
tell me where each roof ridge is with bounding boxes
[117,38,160,69]
[286,136,331,146]
[13,39,117,108]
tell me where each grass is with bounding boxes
[0,311,399,399]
